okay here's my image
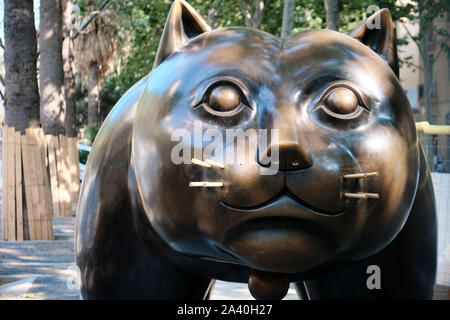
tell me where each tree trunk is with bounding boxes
[4,0,40,132]
[39,0,65,136]
[87,63,100,126]
[62,0,77,137]
[3,0,54,241]
[421,35,433,123]
[207,0,222,29]
[418,0,434,169]
[324,0,340,31]
[281,0,295,40]
[418,0,433,124]
[241,0,265,29]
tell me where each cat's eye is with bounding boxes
[207,85,242,113]
[315,83,369,120]
[191,77,255,126]
[324,88,358,114]
[197,80,251,117]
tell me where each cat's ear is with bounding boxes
[153,0,211,69]
[350,8,399,77]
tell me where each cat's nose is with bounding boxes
[279,141,312,171]
[258,104,312,171]
[258,140,312,171]
[258,106,312,171]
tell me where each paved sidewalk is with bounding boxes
[1,215,448,299]
[0,215,299,300]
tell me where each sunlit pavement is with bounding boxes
[1,215,448,299]
[0,213,299,300]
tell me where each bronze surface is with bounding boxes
[75,0,437,299]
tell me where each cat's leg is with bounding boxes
[77,187,213,299]
[203,280,216,300]
[294,281,310,300]
[296,147,437,299]
[79,241,213,299]
[77,208,213,299]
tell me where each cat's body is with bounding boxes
[75,1,437,299]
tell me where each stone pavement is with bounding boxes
[1,213,448,299]
[0,215,299,300]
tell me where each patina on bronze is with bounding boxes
[75,0,437,299]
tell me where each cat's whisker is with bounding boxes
[205,159,225,169]
[191,158,212,168]
[344,171,378,179]
[344,192,379,199]
[189,181,224,188]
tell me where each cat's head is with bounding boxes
[132,0,419,274]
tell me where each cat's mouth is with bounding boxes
[218,192,343,273]
[220,187,345,216]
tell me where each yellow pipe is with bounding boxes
[415,121,450,135]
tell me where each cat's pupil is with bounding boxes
[325,87,358,114]
[208,85,241,112]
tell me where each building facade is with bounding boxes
[397,12,450,172]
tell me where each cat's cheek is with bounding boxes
[352,128,419,255]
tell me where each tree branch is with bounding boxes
[404,61,423,71]
[400,20,425,58]
[73,0,110,40]
[432,45,445,63]
[0,72,4,101]
[240,1,253,27]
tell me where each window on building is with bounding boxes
[405,88,419,112]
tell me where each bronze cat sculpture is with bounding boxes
[75,0,437,299]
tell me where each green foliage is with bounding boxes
[74,0,424,124]
[91,0,169,115]
[79,150,89,165]
[85,124,100,145]
[99,76,123,120]
[78,124,99,164]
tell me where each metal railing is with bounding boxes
[417,122,450,173]
[416,122,450,287]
